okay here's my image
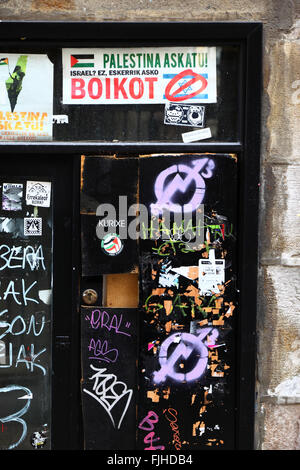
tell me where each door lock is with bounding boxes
[82,288,98,305]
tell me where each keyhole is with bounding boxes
[82,289,98,305]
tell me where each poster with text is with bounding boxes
[0,54,53,141]
[62,47,217,105]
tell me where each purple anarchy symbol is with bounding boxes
[153,328,218,384]
[150,158,215,215]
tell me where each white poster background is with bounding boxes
[0,54,53,141]
[62,47,217,105]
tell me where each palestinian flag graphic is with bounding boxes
[5,55,27,112]
[0,58,8,65]
[101,233,123,256]
[70,54,94,68]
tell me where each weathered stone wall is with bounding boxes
[1,0,299,450]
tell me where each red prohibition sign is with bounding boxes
[165,68,208,102]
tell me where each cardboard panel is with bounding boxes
[104,273,139,308]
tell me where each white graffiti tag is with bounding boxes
[153,328,218,384]
[83,365,133,430]
[0,385,32,449]
[151,158,215,215]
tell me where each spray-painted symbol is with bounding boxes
[153,328,218,384]
[151,158,215,215]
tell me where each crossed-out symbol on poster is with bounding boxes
[153,328,218,384]
[150,158,215,215]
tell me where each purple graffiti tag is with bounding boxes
[151,158,215,215]
[88,338,119,364]
[88,309,131,337]
[153,328,218,384]
[138,411,165,451]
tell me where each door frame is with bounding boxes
[0,21,262,450]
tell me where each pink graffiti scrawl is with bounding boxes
[151,158,215,215]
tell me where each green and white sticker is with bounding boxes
[101,233,123,256]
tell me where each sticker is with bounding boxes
[0,217,24,237]
[0,54,54,141]
[26,181,51,207]
[101,233,123,256]
[62,47,217,104]
[24,217,42,236]
[52,114,69,124]
[38,289,52,305]
[164,102,205,127]
[198,249,225,295]
[0,340,6,364]
[182,127,212,143]
[31,429,48,449]
[2,183,23,211]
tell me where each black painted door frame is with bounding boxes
[0,21,262,450]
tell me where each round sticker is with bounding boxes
[186,105,204,126]
[101,233,123,256]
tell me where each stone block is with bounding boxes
[260,403,300,450]
[257,265,300,397]
[259,163,300,263]
[266,29,300,162]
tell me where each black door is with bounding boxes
[0,154,82,450]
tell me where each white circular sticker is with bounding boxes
[101,233,123,256]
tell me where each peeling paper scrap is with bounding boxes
[52,114,69,124]
[38,289,52,305]
[268,376,300,398]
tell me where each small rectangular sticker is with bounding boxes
[26,181,51,208]
[198,249,225,295]
[182,127,212,143]
[52,114,69,124]
[164,102,205,127]
[2,183,23,211]
[24,217,42,236]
